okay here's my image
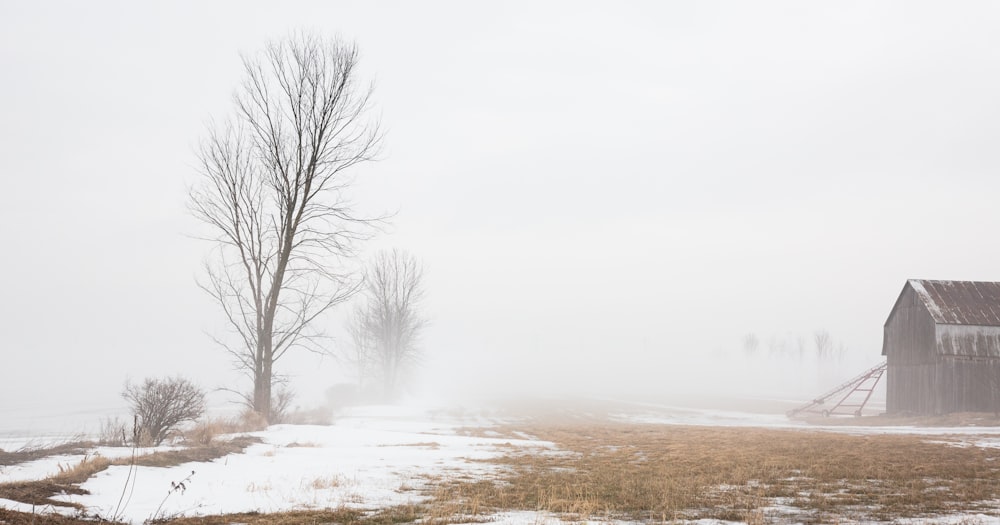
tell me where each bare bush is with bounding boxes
[122,377,206,446]
[269,385,296,424]
[97,417,128,446]
[814,330,833,359]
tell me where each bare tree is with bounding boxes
[351,249,426,400]
[814,330,833,360]
[345,303,376,393]
[123,377,206,446]
[189,32,381,421]
[767,334,786,357]
[742,333,760,357]
[796,334,808,360]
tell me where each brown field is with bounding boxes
[433,423,1000,523]
[3,407,1000,524]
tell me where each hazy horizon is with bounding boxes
[3,1,998,435]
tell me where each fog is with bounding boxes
[3,1,1000,434]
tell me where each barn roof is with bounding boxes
[908,279,1000,326]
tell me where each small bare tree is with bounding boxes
[767,335,786,357]
[814,330,833,360]
[796,334,808,360]
[123,377,206,446]
[742,333,760,357]
[189,32,381,421]
[350,249,426,400]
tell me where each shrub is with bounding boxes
[122,377,206,446]
[97,416,128,446]
[183,412,269,445]
[269,386,295,424]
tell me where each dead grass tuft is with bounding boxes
[51,454,112,485]
[281,407,334,426]
[0,507,121,524]
[284,441,320,448]
[0,480,88,509]
[131,435,262,467]
[183,414,268,445]
[237,409,270,431]
[382,441,441,449]
[308,475,342,490]
[0,441,95,467]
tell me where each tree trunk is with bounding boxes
[253,330,274,421]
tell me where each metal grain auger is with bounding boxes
[786,362,886,419]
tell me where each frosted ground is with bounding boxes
[5,401,1000,524]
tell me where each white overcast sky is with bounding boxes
[3,1,1000,429]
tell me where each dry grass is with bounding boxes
[428,423,1000,523]
[280,407,334,426]
[0,436,262,512]
[183,413,269,445]
[0,441,94,467]
[51,454,113,485]
[308,475,343,490]
[154,506,423,524]
[806,411,1000,427]
[8,403,1000,524]
[130,435,261,467]
[0,454,110,509]
[382,442,441,449]
[0,507,121,525]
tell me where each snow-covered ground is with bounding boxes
[1,403,553,524]
[6,400,1000,524]
[611,402,1000,437]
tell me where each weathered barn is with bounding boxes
[883,279,1000,414]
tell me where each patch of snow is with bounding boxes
[457,510,641,525]
[0,434,85,453]
[894,513,1000,524]
[611,403,1000,439]
[909,279,945,321]
[35,408,552,524]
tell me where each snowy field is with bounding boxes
[0,403,553,523]
[5,400,1000,524]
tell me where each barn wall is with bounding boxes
[884,284,939,413]
[937,324,1000,358]
[933,325,1000,412]
[936,356,1000,413]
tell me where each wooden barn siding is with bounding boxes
[884,284,939,413]
[936,356,1000,413]
[936,325,1000,412]
[937,324,1000,357]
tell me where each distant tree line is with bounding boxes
[741,329,848,362]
